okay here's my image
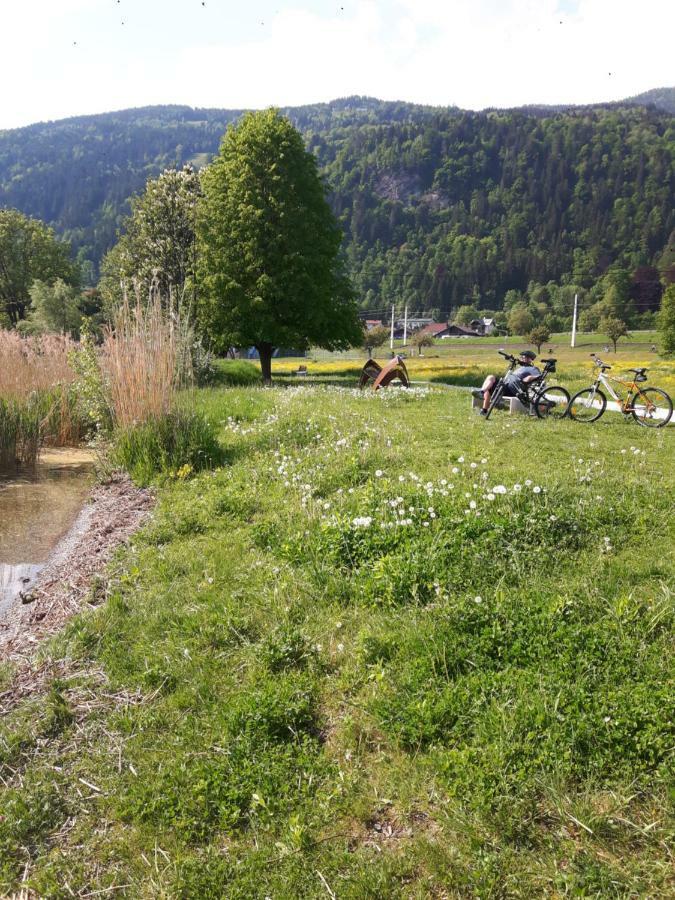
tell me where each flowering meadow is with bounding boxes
[272,336,675,397]
[1,382,673,896]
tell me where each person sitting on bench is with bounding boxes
[477,350,541,416]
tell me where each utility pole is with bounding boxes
[390,304,395,351]
[571,293,578,348]
[403,304,408,346]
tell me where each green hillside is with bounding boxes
[0,96,673,311]
[623,86,675,114]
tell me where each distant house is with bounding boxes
[470,318,496,335]
[444,323,481,337]
[405,316,434,331]
[418,322,453,338]
[364,319,384,331]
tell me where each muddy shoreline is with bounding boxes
[0,473,154,663]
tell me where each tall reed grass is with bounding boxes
[0,331,75,399]
[100,290,222,482]
[100,291,192,428]
[0,330,86,468]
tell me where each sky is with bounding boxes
[2,0,673,130]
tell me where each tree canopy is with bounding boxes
[26,278,82,336]
[0,209,78,326]
[197,109,362,381]
[657,284,675,355]
[99,165,201,313]
[600,315,630,352]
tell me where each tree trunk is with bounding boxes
[257,343,274,384]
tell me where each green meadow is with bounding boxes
[1,379,673,897]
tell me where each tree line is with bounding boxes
[1,106,675,359]
[0,99,672,313]
[0,112,363,380]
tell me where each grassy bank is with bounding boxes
[1,383,673,896]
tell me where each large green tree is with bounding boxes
[507,304,535,336]
[453,304,480,326]
[600,315,630,352]
[99,165,201,313]
[27,278,82,336]
[197,109,361,382]
[0,209,78,326]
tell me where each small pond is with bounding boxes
[0,448,95,613]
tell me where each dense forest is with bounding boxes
[0,91,673,316]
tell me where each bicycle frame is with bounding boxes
[588,364,645,414]
[485,352,557,417]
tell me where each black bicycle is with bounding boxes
[484,351,570,420]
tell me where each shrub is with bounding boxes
[110,409,223,485]
[213,359,261,386]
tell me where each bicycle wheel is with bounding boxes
[484,381,504,420]
[630,388,673,428]
[569,388,606,423]
[533,385,570,419]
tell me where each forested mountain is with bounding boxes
[623,87,675,115]
[0,95,673,314]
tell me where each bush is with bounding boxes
[111,409,223,485]
[213,359,261,386]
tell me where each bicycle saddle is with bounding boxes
[629,368,647,375]
[540,358,556,364]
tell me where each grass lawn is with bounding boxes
[1,381,673,897]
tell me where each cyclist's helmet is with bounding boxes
[519,350,536,360]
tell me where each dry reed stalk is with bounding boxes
[0,330,75,398]
[100,288,192,428]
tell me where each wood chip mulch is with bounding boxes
[0,474,154,708]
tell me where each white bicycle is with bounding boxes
[569,355,673,428]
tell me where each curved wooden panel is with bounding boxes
[358,358,382,389]
[372,355,410,390]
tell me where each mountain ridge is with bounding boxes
[0,92,673,310]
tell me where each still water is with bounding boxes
[0,448,94,612]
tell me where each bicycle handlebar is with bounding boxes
[591,354,612,370]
